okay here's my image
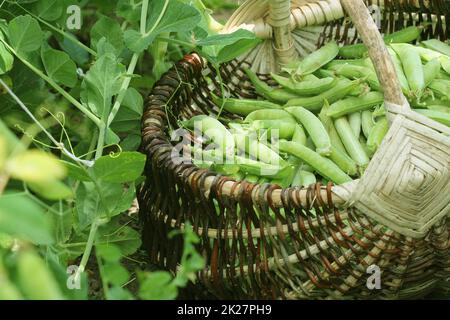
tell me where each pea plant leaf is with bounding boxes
[92,152,146,183]
[116,0,142,23]
[0,193,54,245]
[41,46,78,88]
[32,0,64,21]
[80,53,125,118]
[0,32,13,74]
[7,15,44,53]
[90,16,124,55]
[124,0,201,53]
[96,217,141,256]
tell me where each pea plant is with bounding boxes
[0,0,258,300]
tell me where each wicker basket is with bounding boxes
[138,0,450,299]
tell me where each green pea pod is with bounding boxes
[361,110,375,139]
[17,250,64,300]
[334,117,370,169]
[327,91,384,118]
[285,106,332,156]
[325,59,367,68]
[270,73,337,95]
[244,68,300,103]
[423,59,441,87]
[390,44,425,97]
[428,79,450,100]
[284,78,361,110]
[293,41,339,76]
[229,171,244,181]
[367,117,389,154]
[182,115,235,155]
[291,169,317,187]
[234,134,286,166]
[235,156,290,178]
[252,120,296,139]
[421,39,450,57]
[245,174,259,183]
[426,105,450,114]
[318,101,347,154]
[414,109,450,126]
[245,109,294,122]
[328,64,381,91]
[339,26,422,58]
[292,124,307,145]
[279,140,352,185]
[211,94,282,116]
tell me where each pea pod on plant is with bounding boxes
[285,106,332,156]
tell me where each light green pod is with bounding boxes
[294,41,339,76]
[423,59,441,87]
[285,106,332,156]
[334,117,370,168]
[361,110,375,139]
[390,44,425,97]
[292,124,307,145]
[367,117,389,153]
[245,109,294,122]
[348,112,362,139]
[414,109,450,126]
[270,73,337,95]
[327,91,384,118]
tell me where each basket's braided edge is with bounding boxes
[138,53,449,299]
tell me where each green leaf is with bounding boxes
[32,0,64,21]
[96,218,141,256]
[0,193,53,244]
[62,161,92,182]
[90,16,124,55]
[28,180,73,200]
[122,87,143,115]
[8,15,44,53]
[96,244,122,262]
[92,152,146,183]
[116,0,141,23]
[41,46,77,87]
[101,263,130,287]
[138,271,177,300]
[124,0,201,53]
[80,53,125,117]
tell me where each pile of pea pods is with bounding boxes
[183,26,450,188]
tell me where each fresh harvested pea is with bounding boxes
[327,91,384,118]
[367,117,389,153]
[414,109,450,126]
[292,124,307,145]
[314,68,336,78]
[427,105,450,114]
[328,145,358,176]
[234,134,286,166]
[235,155,289,178]
[284,79,361,110]
[251,119,296,139]
[373,104,386,117]
[229,171,244,181]
[245,109,294,122]
[339,26,423,58]
[348,112,362,138]
[437,70,450,80]
[245,174,259,183]
[211,94,282,116]
[318,101,347,154]
[244,68,300,103]
[293,41,339,76]
[423,59,441,87]
[285,106,332,156]
[359,136,372,158]
[334,117,370,168]
[182,115,235,155]
[325,59,366,68]
[292,169,317,187]
[422,39,450,57]
[390,44,425,96]
[258,176,270,184]
[428,79,450,100]
[361,110,375,139]
[415,46,450,73]
[279,140,352,184]
[374,50,411,96]
[270,73,337,95]
[328,64,381,91]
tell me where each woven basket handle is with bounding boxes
[340,0,408,109]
